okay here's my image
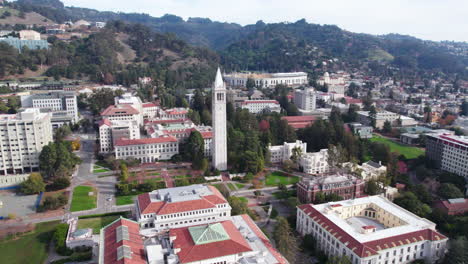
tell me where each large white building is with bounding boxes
[357,111,417,129]
[426,133,468,179]
[0,109,53,175]
[297,196,448,264]
[268,140,307,163]
[136,184,231,232]
[212,68,228,171]
[101,104,142,127]
[294,88,317,111]
[99,215,288,264]
[21,91,79,126]
[99,119,140,153]
[114,136,178,163]
[300,149,329,174]
[224,72,308,89]
[240,100,281,114]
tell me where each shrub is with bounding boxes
[54,224,72,256]
[38,194,68,212]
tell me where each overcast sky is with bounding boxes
[61,0,468,42]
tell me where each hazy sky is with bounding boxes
[61,0,468,42]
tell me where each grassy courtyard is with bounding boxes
[0,221,60,264]
[77,215,121,234]
[369,135,424,159]
[70,185,97,212]
[265,172,300,186]
[93,164,110,173]
[116,195,136,205]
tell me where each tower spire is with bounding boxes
[214,67,224,88]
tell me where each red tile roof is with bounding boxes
[101,105,139,116]
[102,218,146,264]
[170,220,252,263]
[434,199,468,215]
[142,103,157,108]
[281,116,316,129]
[99,118,112,127]
[137,185,227,215]
[199,131,213,139]
[298,204,447,258]
[144,119,190,125]
[115,136,178,146]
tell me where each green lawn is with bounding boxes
[211,184,223,191]
[174,175,191,179]
[77,215,121,234]
[0,221,60,264]
[116,195,136,206]
[149,172,160,176]
[369,135,424,159]
[238,197,249,204]
[235,183,245,189]
[70,185,97,212]
[265,172,300,186]
[93,164,110,173]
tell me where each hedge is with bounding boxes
[78,211,129,220]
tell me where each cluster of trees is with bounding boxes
[0,96,20,114]
[116,180,166,196]
[273,216,299,263]
[39,141,81,179]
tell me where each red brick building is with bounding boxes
[297,173,365,203]
[434,198,468,215]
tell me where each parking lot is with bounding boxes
[0,191,38,218]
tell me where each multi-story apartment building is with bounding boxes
[240,100,281,114]
[114,92,143,115]
[101,104,142,127]
[357,111,417,129]
[296,173,364,203]
[99,119,140,153]
[136,184,231,232]
[0,108,53,175]
[426,133,468,178]
[142,102,158,118]
[224,72,308,89]
[297,196,448,264]
[21,91,79,127]
[342,161,387,181]
[300,149,329,174]
[268,140,307,163]
[114,136,178,163]
[348,123,373,139]
[294,88,317,111]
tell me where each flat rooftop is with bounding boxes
[311,196,436,243]
[151,184,214,203]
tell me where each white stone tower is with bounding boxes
[212,67,227,171]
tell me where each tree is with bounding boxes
[438,183,464,199]
[273,217,298,263]
[120,163,129,182]
[54,125,72,142]
[228,196,249,215]
[39,143,58,178]
[328,144,347,168]
[327,256,352,264]
[185,131,205,170]
[460,100,468,116]
[282,159,294,173]
[382,120,392,133]
[246,78,256,91]
[394,192,431,217]
[365,179,380,195]
[20,173,45,195]
[290,146,303,164]
[443,237,468,264]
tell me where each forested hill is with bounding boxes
[0,20,219,90]
[6,0,468,76]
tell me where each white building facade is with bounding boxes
[268,140,307,163]
[224,72,308,89]
[300,149,329,174]
[99,119,140,153]
[212,68,228,171]
[136,184,231,232]
[297,196,448,264]
[21,91,79,125]
[294,88,317,111]
[114,136,178,163]
[0,109,53,175]
[240,100,281,114]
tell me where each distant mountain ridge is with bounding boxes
[7,0,468,75]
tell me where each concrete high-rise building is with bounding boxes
[294,88,317,111]
[21,91,79,127]
[212,68,227,171]
[0,109,53,175]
